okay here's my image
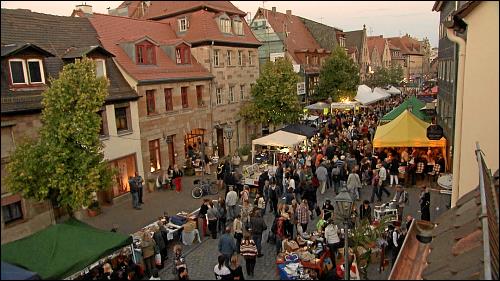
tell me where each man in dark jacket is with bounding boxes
[359,200,372,223]
[302,183,317,220]
[129,176,141,210]
[249,210,267,257]
[153,222,168,267]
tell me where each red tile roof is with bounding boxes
[367,36,386,56]
[257,8,322,64]
[118,1,246,19]
[88,13,212,83]
[387,35,422,55]
[157,9,261,46]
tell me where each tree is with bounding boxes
[5,58,114,214]
[366,65,404,88]
[314,46,360,102]
[240,58,302,126]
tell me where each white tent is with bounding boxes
[251,130,306,163]
[386,86,402,95]
[354,85,391,105]
[305,102,330,110]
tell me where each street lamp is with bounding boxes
[334,185,354,280]
[224,125,234,156]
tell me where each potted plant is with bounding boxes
[87,200,101,217]
[239,144,251,162]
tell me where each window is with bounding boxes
[248,51,253,65]
[240,85,245,100]
[149,139,161,172]
[179,18,188,32]
[175,45,191,64]
[176,48,182,64]
[2,201,23,224]
[229,86,234,103]
[115,105,130,133]
[146,90,156,115]
[99,109,108,137]
[136,42,156,64]
[164,88,173,111]
[238,50,243,66]
[9,59,45,85]
[227,50,232,66]
[233,20,244,35]
[95,59,106,78]
[216,88,223,105]
[214,50,220,67]
[306,56,309,65]
[181,87,188,108]
[220,18,231,33]
[196,85,203,106]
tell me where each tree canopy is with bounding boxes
[366,64,404,88]
[239,58,302,126]
[5,58,114,213]
[314,46,360,102]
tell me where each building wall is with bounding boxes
[406,54,424,79]
[1,113,55,244]
[456,1,499,199]
[382,42,392,68]
[191,45,259,156]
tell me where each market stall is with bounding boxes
[330,101,360,111]
[251,130,307,164]
[1,219,133,280]
[386,86,402,95]
[354,85,391,105]
[380,96,429,124]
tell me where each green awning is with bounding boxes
[1,218,132,280]
[381,96,430,122]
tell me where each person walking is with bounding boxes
[249,210,267,257]
[199,199,210,237]
[225,186,238,222]
[152,224,167,268]
[128,176,141,210]
[218,197,228,234]
[229,255,245,280]
[172,164,183,193]
[324,219,341,268]
[135,172,144,205]
[262,179,270,215]
[256,192,266,218]
[240,233,258,277]
[296,199,310,234]
[214,255,232,280]
[370,168,382,203]
[392,185,408,221]
[359,200,373,223]
[141,232,156,278]
[233,215,243,254]
[347,166,362,201]
[218,226,236,267]
[207,201,219,239]
[316,162,328,195]
[173,245,187,277]
[419,185,431,221]
[217,160,225,190]
[269,179,279,216]
[389,157,400,187]
[378,160,391,199]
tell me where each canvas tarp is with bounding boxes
[1,218,132,280]
[355,85,391,105]
[373,110,446,148]
[381,96,430,123]
[1,262,41,280]
[305,102,330,110]
[252,130,306,163]
[280,124,318,138]
[386,86,402,95]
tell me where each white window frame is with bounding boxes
[238,50,243,66]
[8,59,28,85]
[220,18,231,34]
[216,88,223,105]
[240,84,244,100]
[233,20,244,35]
[176,48,182,64]
[214,50,220,67]
[229,86,234,103]
[26,59,45,84]
[227,50,232,66]
[248,51,253,65]
[179,18,188,32]
[94,58,107,78]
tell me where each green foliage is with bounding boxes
[238,144,251,156]
[366,65,404,88]
[5,58,114,214]
[240,59,302,126]
[314,46,360,102]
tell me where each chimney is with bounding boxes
[75,3,93,14]
[272,7,276,13]
[379,35,383,38]
[286,10,292,16]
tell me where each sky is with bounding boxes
[1,1,439,47]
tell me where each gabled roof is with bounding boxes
[256,8,322,64]
[367,36,387,61]
[62,45,114,59]
[1,8,138,114]
[118,1,246,19]
[157,9,261,47]
[1,43,55,58]
[87,13,212,83]
[387,35,423,55]
[298,16,340,51]
[345,29,364,53]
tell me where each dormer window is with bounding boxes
[175,44,191,64]
[233,19,244,35]
[136,41,156,65]
[179,17,188,32]
[220,18,231,34]
[94,59,106,78]
[9,58,45,85]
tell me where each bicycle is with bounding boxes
[191,179,219,199]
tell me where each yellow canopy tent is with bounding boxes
[373,109,446,148]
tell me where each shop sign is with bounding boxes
[297,82,305,95]
[427,124,443,140]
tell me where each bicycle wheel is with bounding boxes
[192,187,203,199]
[209,183,219,195]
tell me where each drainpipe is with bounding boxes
[446,27,466,208]
[210,41,215,155]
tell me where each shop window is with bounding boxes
[164,88,173,111]
[149,139,161,172]
[146,90,156,115]
[181,87,189,108]
[2,200,23,224]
